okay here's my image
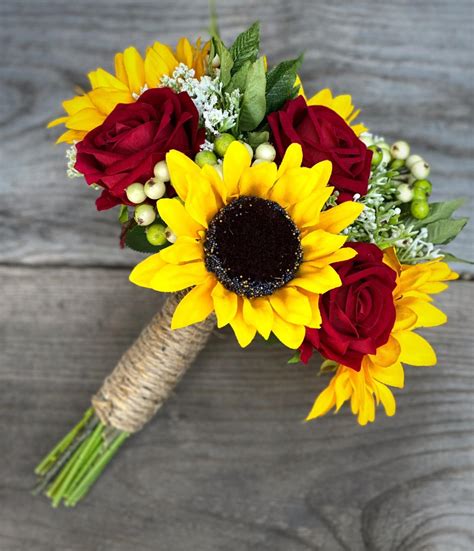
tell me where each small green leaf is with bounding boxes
[118,205,129,224]
[229,22,260,73]
[409,198,466,229]
[426,217,468,245]
[213,37,233,87]
[319,359,338,375]
[265,55,303,114]
[246,130,270,149]
[288,352,301,364]
[238,57,266,132]
[441,252,474,265]
[125,224,167,254]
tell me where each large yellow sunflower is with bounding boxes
[306,249,458,425]
[130,142,364,349]
[296,77,366,136]
[49,38,209,144]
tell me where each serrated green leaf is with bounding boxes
[409,198,466,229]
[118,205,129,224]
[246,130,270,149]
[238,57,266,132]
[426,217,468,245]
[441,252,474,264]
[229,22,260,73]
[213,37,233,87]
[265,55,303,114]
[125,224,168,254]
[226,60,251,94]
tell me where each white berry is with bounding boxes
[411,160,431,180]
[153,160,170,182]
[391,140,410,160]
[255,143,276,162]
[125,183,146,204]
[165,226,177,243]
[406,154,423,170]
[144,178,166,200]
[396,183,414,203]
[134,204,156,226]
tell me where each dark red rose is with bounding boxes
[301,243,397,370]
[268,96,372,202]
[75,88,205,210]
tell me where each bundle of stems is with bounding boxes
[33,292,215,506]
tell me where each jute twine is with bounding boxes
[92,292,216,433]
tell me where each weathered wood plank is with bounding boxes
[1,266,473,550]
[0,0,472,270]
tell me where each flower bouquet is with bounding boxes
[34,20,469,507]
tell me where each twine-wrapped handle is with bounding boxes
[92,292,215,433]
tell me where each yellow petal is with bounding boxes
[301,230,347,261]
[271,312,305,349]
[65,108,106,132]
[290,264,341,294]
[374,381,396,416]
[211,282,238,328]
[269,287,312,325]
[288,186,334,228]
[166,150,202,201]
[171,277,216,329]
[242,297,274,339]
[88,87,133,115]
[306,247,357,269]
[151,260,209,292]
[238,163,278,198]
[369,335,401,367]
[176,37,194,67]
[393,305,418,331]
[318,202,364,234]
[370,361,404,388]
[62,94,94,115]
[408,300,447,328]
[223,141,252,197]
[157,198,203,238]
[276,143,303,178]
[298,290,322,328]
[88,67,128,91]
[150,42,178,73]
[306,384,336,420]
[159,236,203,264]
[394,330,437,366]
[114,52,128,85]
[144,48,170,88]
[185,173,221,228]
[123,47,145,95]
[129,253,167,288]
[201,164,227,204]
[230,299,257,347]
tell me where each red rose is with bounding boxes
[301,243,397,370]
[268,96,372,202]
[75,88,205,210]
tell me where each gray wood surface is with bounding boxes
[0,1,473,550]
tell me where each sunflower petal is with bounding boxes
[157,198,203,238]
[291,264,342,294]
[271,312,305,349]
[318,202,364,233]
[211,282,238,328]
[230,299,257,347]
[159,236,203,264]
[276,143,303,178]
[223,141,252,197]
[242,297,274,339]
[269,287,312,325]
[238,163,278,198]
[151,260,209,292]
[129,253,167,288]
[306,383,336,420]
[166,150,202,201]
[171,277,216,329]
[123,47,145,95]
[394,330,437,366]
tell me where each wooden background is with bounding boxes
[0,1,472,549]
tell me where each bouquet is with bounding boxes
[34,20,469,507]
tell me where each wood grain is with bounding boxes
[1,267,473,550]
[0,0,472,270]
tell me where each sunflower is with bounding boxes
[130,142,364,349]
[296,77,366,136]
[49,38,209,144]
[306,249,458,425]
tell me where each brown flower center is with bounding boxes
[204,196,303,298]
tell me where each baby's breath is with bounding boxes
[65,144,82,179]
[161,63,240,141]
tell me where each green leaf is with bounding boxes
[226,60,251,94]
[287,352,301,364]
[441,252,474,265]
[426,217,468,245]
[125,224,167,254]
[238,57,266,132]
[246,130,270,149]
[229,22,260,73]
[409,198,466,229]
[319,359,338,375]
[213,37,233,87]
[118,205,129,224]
[265,55,303,114]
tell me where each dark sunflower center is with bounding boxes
[204,196,303,298]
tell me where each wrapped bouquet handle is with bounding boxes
[93,291,215,433]
[34,292,215,507]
